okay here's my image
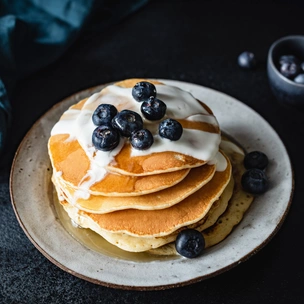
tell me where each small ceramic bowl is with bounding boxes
[267,35,304,109]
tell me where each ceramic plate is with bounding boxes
[10,80,293,290]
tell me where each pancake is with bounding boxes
[149,137,255,255]
[59,176,233,252]
[53,162,216,213]
[48,79,221,200]
[105,143,207,176]
[57,151,232,252]
[105,79,220,175]
[49,142,191,196]
[58,151,231,238]
[48,78,256,257]
[53,135,255,254]
[148,179,254,255]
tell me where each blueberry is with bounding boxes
[244,151,269,170]
[294,73,304,84]
[238,51,257,69]
[159,118,183,141]
[279,55,300,66]
[280,62,300,79]
[132,81,157,102]
[112,110,143,137]
[92,124,120,151]
[130,129,154,150]
[92,104,118,126]
[175,229,205,258]
[141,97,167,121]
[241,168,269,194]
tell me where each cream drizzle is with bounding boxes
[50,83,225,198]
[208,151,227,172]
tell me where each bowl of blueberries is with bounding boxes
[267,35,304,109]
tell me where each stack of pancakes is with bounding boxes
[48,79,254,256]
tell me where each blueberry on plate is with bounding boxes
[130,129,154,150]
[141,97,167,120]
[92,124,120,151]
[112,109,143,137]
[159,118,183,141]
[241,168,269,194]
[238,51,257,69]
[132,81,157,102]
[92,104,118,126]
[244,151,269,170]
[175,229,205,258]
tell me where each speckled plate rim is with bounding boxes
[9,79,294,290]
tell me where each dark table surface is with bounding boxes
[1,0,303,303]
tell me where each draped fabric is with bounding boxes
[0,0,149,155]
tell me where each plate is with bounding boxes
[10,79,294,290]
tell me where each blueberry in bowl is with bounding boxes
[267,35,304,109]
[278,55,301,79]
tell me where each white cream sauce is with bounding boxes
[50,83,225,198]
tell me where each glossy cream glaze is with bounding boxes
[50,83,224,198]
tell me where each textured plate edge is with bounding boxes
[9,79,295,290]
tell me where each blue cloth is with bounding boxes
[0,0,149,155]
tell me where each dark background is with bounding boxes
[1,0,303,303]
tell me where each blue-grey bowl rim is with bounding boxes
[267,34,304,87]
